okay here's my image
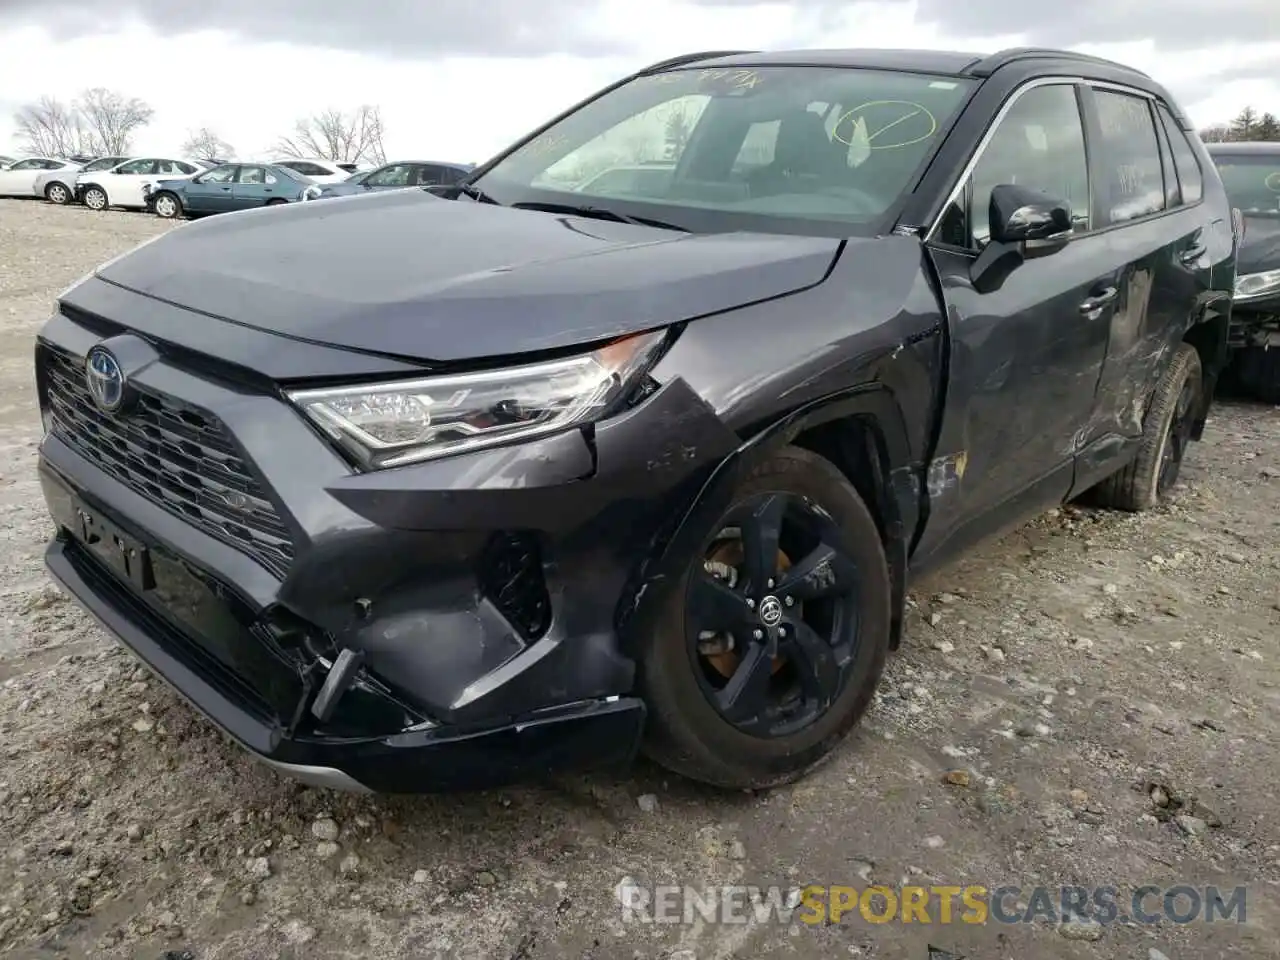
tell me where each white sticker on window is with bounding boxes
[929,81,959,90]
[1024,125,1048,151]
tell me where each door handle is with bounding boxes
[1078,286,1118,313]
[220,186,231,191]
[1179,244,1206,264]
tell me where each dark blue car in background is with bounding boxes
[145,162,315,219]
[301,160,472,201]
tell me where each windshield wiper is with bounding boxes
[453,182,501,204]
[510,200,688,232]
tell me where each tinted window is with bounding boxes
[281,161,330,176]
[1211,153,1280,216]
[116,159,155,175]
[1157,104,1203,204]
[942,83,1090,248]
[1093,90,1164,223]
[476,66,975,233]
[1152,113,1180,208]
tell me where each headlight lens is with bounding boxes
[288,330,667,469]
[1235,268,1280,301]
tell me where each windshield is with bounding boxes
[1214,153,1280,217]
[471,65,974,235]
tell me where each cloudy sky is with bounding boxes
[1,0,1278,162]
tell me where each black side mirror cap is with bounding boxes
[989,183,1073,244]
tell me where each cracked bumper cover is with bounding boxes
[35,309,740,793]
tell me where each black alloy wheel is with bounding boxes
[638,445,892,790]
[686,492,861,738]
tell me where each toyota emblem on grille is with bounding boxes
[84,346,128,413]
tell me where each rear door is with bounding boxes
[1069,86,1213,492]
[231,164,276,209]
[922,81,1115,547]
[0,158,48,195]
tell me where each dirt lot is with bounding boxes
[0,198,1278,960]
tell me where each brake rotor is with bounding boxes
[699,538,793,679]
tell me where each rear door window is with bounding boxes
[1091,89,1165,224]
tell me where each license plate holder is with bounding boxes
[74,501,155,592]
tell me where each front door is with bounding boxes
[916,81,1115,564]
[183,165,238,213]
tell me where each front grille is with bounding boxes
[478,532,551,641]
[43,347,295,577]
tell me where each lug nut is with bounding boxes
[767,578,775,588]
[746,598,755,609]
[752,629,763,640]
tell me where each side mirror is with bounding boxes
[970,184,1074,294]
[989,183,1073,244]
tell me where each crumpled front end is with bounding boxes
[35,288,740,792]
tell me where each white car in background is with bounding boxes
[34,155,132,205]
[0,157,80,197]
[271,158,360,184]
[77,157,211,211]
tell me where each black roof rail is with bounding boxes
[966,47,1150,79]
[636,50,758,74]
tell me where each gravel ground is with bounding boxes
[1,198,1278,960]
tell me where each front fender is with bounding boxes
[616,382,916,655]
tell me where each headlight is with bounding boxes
[1235,268,1280,301]
[288,330,667,469]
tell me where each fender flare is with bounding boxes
[618,381,918,656]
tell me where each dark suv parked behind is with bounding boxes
[36,47,1234,794]
[1206,141,1280,402]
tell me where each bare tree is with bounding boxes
[273,105,387,165]
[76,88,154,155]
[12,96,96,157]
[180,127,236,160]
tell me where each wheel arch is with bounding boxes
[618,382,916,656]
[1181,299,1230,440]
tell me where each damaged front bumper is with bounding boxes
[35,302,738,793]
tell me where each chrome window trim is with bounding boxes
[924,75,1164,245]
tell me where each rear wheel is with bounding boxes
[82,186,108,211]
[1233,345,1280,405]
[44,182,71,205]
[266,198,288,206]
[1090,343,1202,511]
[152,192,182,219]
[638,446,891,790]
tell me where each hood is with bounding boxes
[92,189,843,362]
[1238,215,1280,275]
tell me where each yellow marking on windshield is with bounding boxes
[831,101,938,150]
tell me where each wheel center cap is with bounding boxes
[758,595,784,627]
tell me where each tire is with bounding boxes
[1090,343,1202,512]
[152,192,183,219]
[1232,345,1280,405]
[637,445,892,790]
[82,186,108,211]
[266,198,288,206]
[44,182,71,205]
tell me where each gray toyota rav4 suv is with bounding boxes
[35,47,1235,793]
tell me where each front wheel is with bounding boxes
[82,187,108,211]
[1090,343,1203,511]
[45,182,71,205]
[152,192,183,219]
[638,445,892,790]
